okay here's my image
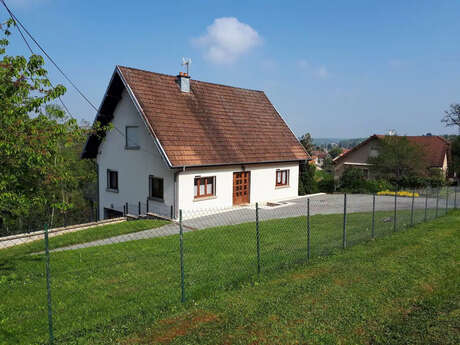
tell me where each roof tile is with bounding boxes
[118,66,308,167]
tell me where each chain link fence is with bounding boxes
[0,187,458,344]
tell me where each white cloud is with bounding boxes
[316,66,330,79]
[192,17,262,64]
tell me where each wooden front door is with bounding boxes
[233,171,250,205]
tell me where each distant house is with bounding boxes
[82,66,309,219]
[333,134,451,180]
[310,150,329,169]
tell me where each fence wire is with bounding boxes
[0,187,458,344]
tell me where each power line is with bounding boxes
[0,0,98,112]
[1,0,73,116]
[0,1,160,159]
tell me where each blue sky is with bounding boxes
[3,0,460,138]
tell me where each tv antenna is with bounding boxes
[182,57,192,75]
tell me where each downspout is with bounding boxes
[96,161,100,220]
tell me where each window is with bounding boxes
[362,168,370,180]
[276,170,289,187]
[125,126,140,149]
[369,144,379,158]
[107,170,118,191]
[194,176,215,198]
[149,176,164,200]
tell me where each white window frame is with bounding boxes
[125,126,140,149]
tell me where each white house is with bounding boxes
[82,66,309,219]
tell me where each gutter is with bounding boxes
[172,159,308,170]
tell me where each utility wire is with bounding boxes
[1,0,73,116]
[0,1,159,159]
[0,0,98,112]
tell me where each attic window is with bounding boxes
[125,126,140,149]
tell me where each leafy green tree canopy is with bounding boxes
[299,132,314,155]
[328,146,343,159]
[0,21,100,232]
[368,136,427,185]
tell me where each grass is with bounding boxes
[0,208,457,344]
[0,219,168,258]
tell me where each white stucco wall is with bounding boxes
[442,153,448,176]
[96,89,174,218]
[177,162,300,212]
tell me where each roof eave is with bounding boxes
[80,67,121,159]
[172,158,309,170]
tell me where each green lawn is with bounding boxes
[0,209,457,345]
[127,210,459,345]
[0,219,168,258]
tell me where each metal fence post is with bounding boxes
[44,224,54,345]
[125,202,129,216]
[138,201,141,216]
[371,193,375,239]
[455,186,458,209]
[146,198,149,213]
[342,194,347,249]
[393,190,397,232]
[435,189,439,218]
[424,188,428,222]
[256,202,261,274]
[445,187,449,215]
[307,198,311,260]
[179,210,185,303]
[410,189,415,227]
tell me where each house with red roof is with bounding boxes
[333,134,451,181]
[309,150,329,169]
[82,66,309,219]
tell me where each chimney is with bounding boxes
[177,71,190,93]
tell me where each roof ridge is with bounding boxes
[117,65,264,93]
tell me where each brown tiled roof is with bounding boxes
[334,134,450,168]
[405,136,450,167]
[102,66,308,167]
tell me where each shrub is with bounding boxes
[365,179,394,193]
[299,163,318,195]
[377,190,420,198]
[338,168,375,193]
[317,174,335,193]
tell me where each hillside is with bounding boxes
[123,211,460,344]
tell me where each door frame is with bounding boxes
[232,171,251,205]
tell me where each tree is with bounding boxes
[298,163,318,195]
[442,104,460,129]
[322,155,334,173]
[451,135,460,177]
[328,146,343,159]
[368,136,427,186]
[299,132,314,155]
[0,21,101,234]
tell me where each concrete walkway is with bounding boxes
[50,193,453,253]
